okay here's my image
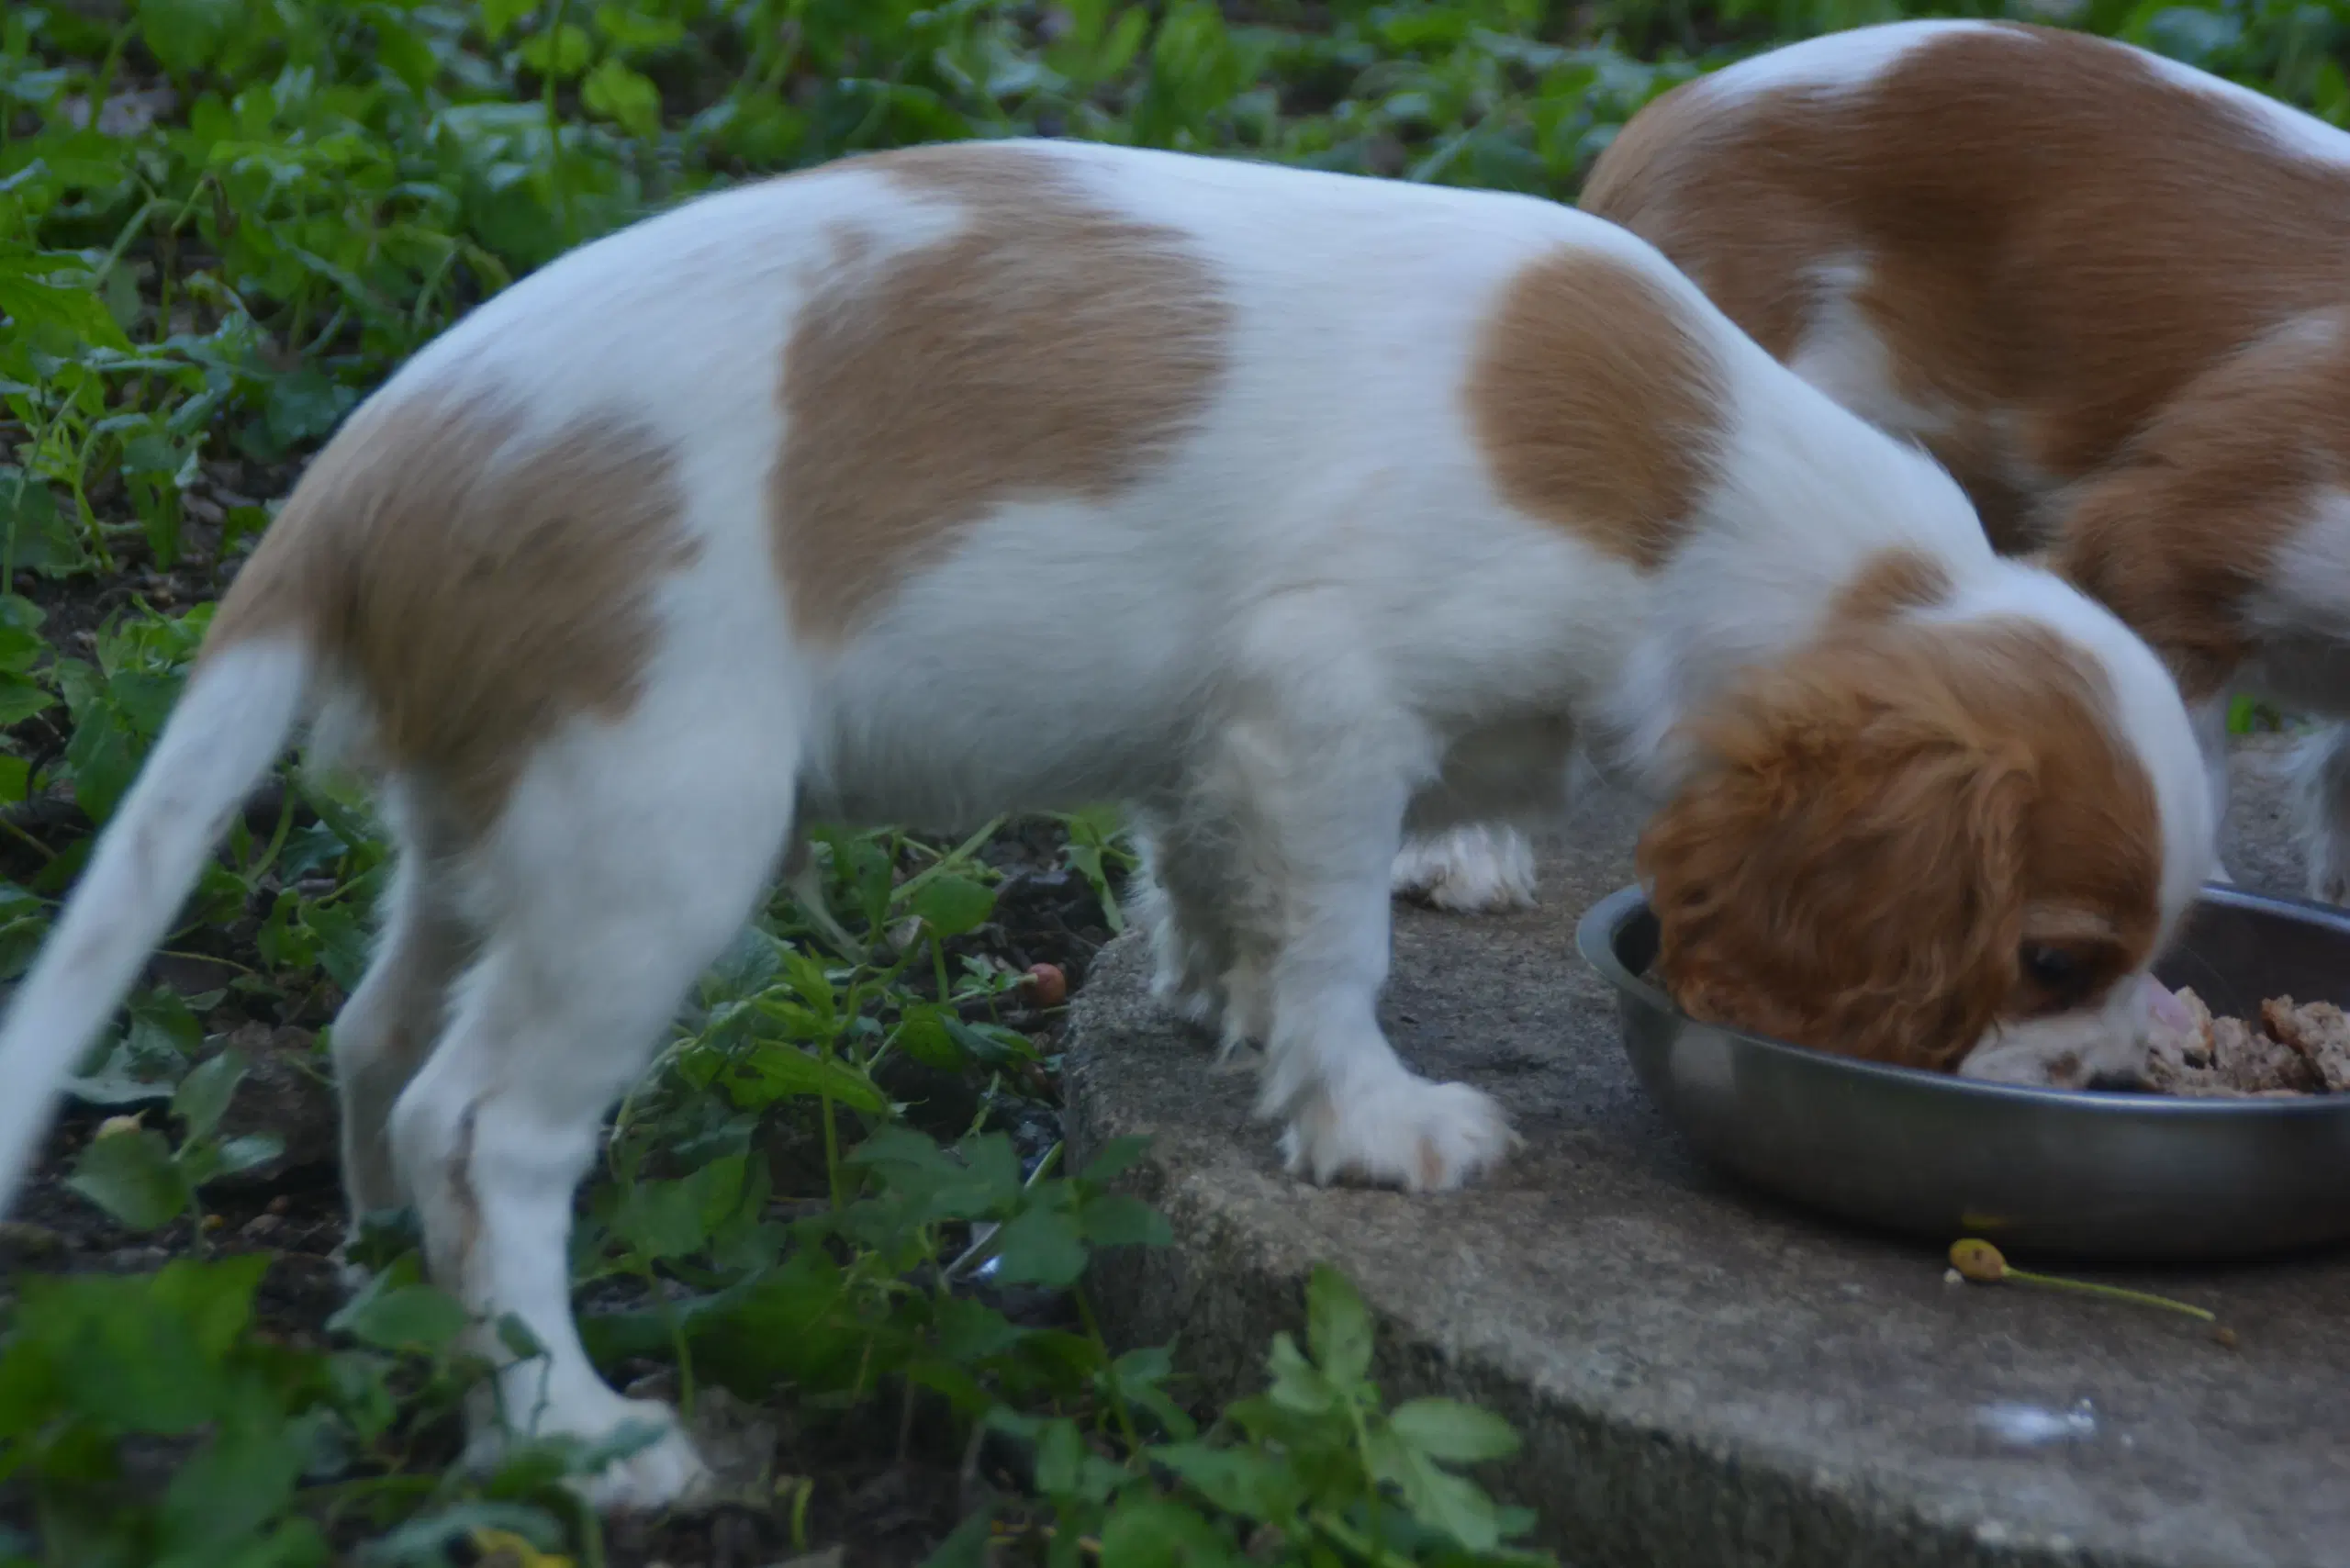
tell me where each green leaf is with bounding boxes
[581,58,661,138]
[894,1003,966,1069]
[0,248,132,352]
[0,673,51,725]
[213,1132,284,1175]
[593,5,686,49]
[8,1261,257,1434]
[129,987,207,1060]
[172,1046,247,1143]
[614,1176,710,1261]
[1388,1397,1520,1463]
[260,367,357,453]
[157,1422,308,1559]
[1262,1332,1335,1417]
[847,1126,1022,1224]
[62,699,136,822]
[1305,1262,1373,1386]
[1030,1417,1125,1507]
[1363,1427,1506,1554]
[1078,1134,1152,1184]
[480,0,538,41]
[366,9,439,93]
[0,472,82,576]
[1079,1190,1170,1249]
[477,1319,543,1376]
[934,1294,1028,1364]
[138,0,245,75]
[299,901,371,991]
[330,1280,469,1354]
[728,1040,888,1114]
[991,1198,1088,1289]
[67,1126,190,1230]
[1098,1494,1239,1566]
[1152,1440,1305,1523]
[64,1034,184,1106]
[910,873,995,938]
[518,21,592,78]
[1034,1415,1086,1497]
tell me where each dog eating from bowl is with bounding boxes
[0,140,2212,1508]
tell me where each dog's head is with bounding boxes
[1638,588,2210,1086]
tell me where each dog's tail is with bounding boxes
[0,634,312,1212]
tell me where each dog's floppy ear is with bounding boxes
[1637,629,2035,1070]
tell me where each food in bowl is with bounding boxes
[2143,986,2350,1097]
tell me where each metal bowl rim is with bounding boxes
[1573,881,2350,1119]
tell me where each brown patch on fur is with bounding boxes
[206,394,696,827]
[774,143,1230,641]
[1466,248,1726,570]
[1830,546,1953,624]
[2053,312,2350,700]
[1638,617,2162,1070]
[1581,20,2350,648]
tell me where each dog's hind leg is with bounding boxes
[330,785,477,1234]
[385,703,800,1510]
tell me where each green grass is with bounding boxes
[0,0,2343,1562]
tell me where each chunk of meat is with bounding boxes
[2143,986,2324,1097]
[2259,997,2350,1093]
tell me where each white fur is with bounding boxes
[0,641,309,1208]
[1695,18,2000,99]
[1701,13,2350,175]
[1392,824,1539,911]
[0,140,2213,1508]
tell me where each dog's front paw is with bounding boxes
[469,1394,715,1513]
[1392,826,1538,913]
[1279,1076,1516,1192]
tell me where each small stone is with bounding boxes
[267,1194,292,1215]
[242,1212,283,1240]
[200,1213,225,1233]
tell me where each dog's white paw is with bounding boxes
[1279,1076,1516,1192]
[1149,965,1225,1030]
[471,1395,715,1514]
[1392,826,1538,913]
[575,1413,714,1513]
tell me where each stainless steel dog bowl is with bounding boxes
[1575,882,2350,1262]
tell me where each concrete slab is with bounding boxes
[1063,736,2350,1568]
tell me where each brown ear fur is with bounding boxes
[1636,626,2040,1070]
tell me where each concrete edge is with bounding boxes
[1063,934,2125,1568]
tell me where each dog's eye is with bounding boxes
[2020,943,2082,991]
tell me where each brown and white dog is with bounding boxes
[1575,17,2350,900]
[0,140,2209,1506]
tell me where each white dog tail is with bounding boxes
[0,636,311,1212]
